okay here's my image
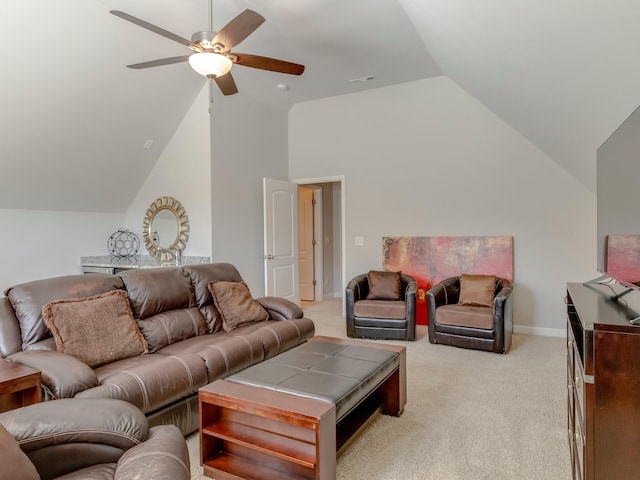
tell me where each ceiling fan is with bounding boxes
[110,2,305,96]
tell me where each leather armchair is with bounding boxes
[345,272,417,341]
[0,398,190,480]
[427,276,513,353]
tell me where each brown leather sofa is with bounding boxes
[345,272,417,341]
[426,275,513,353]
[0,263,315,435]
[0,398,189,480]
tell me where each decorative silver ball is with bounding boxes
[108,229,140,258]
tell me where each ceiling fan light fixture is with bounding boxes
[188,52,233,78]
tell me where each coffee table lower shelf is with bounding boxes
[200,380,337,480]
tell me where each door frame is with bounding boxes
[298,184,324,302]
[295,183,324,302]
[311,185,323,301]
[293,175,346,306]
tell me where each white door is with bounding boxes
[299,187,315,301]
[263,178,299,303]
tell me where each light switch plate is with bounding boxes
[355,236,364,246]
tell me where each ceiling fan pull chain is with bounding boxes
[209,80,214,113]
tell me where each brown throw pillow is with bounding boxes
[208,281,269,332]
[42,290,148,368]
[367,270,401,300]
[0,424,40,480]
[458,274,497,307]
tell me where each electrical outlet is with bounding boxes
[355,236,364,246]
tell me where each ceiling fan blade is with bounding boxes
[110,10,192,47]
[126,55,191,69]
[232,53,305,76]
[214,72,239,96]
[212,9,265,51]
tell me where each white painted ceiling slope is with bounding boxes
[1,0,639,212]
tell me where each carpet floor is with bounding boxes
[188,298,571,480]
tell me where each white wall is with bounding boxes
[210,94,289,295]
[125,84,212,257]
[0,85,210,293]
[0,209,124,288]
[289,76,597,333]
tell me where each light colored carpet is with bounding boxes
[188,299,571,480]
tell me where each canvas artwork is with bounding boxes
[606,234,640,286]
[383,236,514,325]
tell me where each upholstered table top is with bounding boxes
[226,340,399,421]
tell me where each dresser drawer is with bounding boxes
[573,343,585,423]
[573,411,585,480]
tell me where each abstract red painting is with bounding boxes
[606,234,640,286]
[383,236,514,325]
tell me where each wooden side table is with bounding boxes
[0,359,41,413]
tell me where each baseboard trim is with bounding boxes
[514,325,565,338]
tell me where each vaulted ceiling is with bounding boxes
[2,0,638,212]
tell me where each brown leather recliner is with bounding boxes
[345,272,417,341]
[427,275,513,353]
[0,398,190,480]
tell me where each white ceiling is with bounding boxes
[1,0,639,212]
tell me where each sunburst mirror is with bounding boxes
[142,196,189,262]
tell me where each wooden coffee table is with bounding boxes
[0,359,41,413]
[199,336,406,480]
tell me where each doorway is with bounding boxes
[296,177,345,304]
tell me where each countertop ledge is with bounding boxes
[81,255,211,269]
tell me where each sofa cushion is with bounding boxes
[77,353,208,414]
[366,270,401,300]
[158,333,265,382]
[0,424,40,480]
[208,281,269,332]
[42,290,148,368]
[354,299,406,319]
[118,268,196,319]
[137,307,208,353]
[182,263,244,307]
[200,305,224,334]
[235,317,316,360]
[436,304,494,329]
[5,274,124,350]
[458,274,496,307]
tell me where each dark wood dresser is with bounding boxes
[567,282,640,479]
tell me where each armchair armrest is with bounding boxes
[345,274,369,303]
[493,280,513,318]
[401,274,418,341]
[494,282,513,304]
[115,425,190,480]
[7,350,98,399]
[493,280,514,352]
[254,297,303,321]
[345,274,369,337]
[426,276,461,339]
[426,277,460,308]
[0,398,148,479]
